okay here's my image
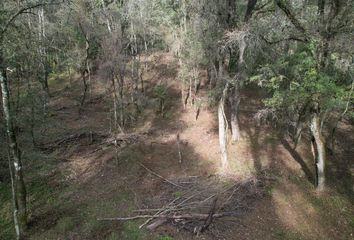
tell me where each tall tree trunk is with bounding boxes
[118,73,125,129]
[310,112,326,191]
[111,76,124,133]
[244,0,258,22]
[228,0,256,143]
[0,68,27,239]
[80,69,88,110]
[38,7,50,102]
[229,86,241,142]
[26,73,36,146]
[78,22,91,110]
[112,77,118,132]
[229,33,246,143]
[219,83,229,170]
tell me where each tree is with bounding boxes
[0,1,59,238]
[252,0,354,191]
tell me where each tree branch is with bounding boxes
[274,0,309,41]
[260,35,305,44]
[244,0,258,23]
[1,1,61,39]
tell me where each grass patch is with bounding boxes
[0,183,15,239]
[121,222,147,240]
[157,236,174,240]
[106,232,121,240]
[271,228,304,240]
[54,216,76,233]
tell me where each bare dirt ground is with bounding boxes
[2,52,353,240]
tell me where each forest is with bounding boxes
[0,0,353,239]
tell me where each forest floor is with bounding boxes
[1,52,353,240]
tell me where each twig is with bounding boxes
[138,162,182,188]
[139,196,181,229]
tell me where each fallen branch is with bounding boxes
[40,132,107,151]
[97,212,230,221]
[138,162,182,188]
[139,196,181,229]
[200,197,218,233]
[146,219,167,231]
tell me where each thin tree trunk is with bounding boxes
[310,113,326,191]
[1,69,27,239]
[78,23,91,110]
[229,51,245,142]
[38,7,50,102]
[230,86,241,142]
[112,77,118,132]
[118,67,125,129]
[188,76,192,106]
[219,83,229,170]
[111,76,124,133]
[80,69,88,110]
[26,74,36,146]
[228,0,257,143]
[87,59,92,100]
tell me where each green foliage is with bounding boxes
[0,183,15,239]
[153,84,167,100]
[173,191,183,198]
[157,236,174,240]
[271,228,304,240]
[350,216,354,230]
[55,217,76,233]
[121,222,146,240]
[251,42,353,124]
[106,232,120,240]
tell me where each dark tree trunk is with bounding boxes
[244,0,258,22]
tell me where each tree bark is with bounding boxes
[228,0,257,143]
[310,112,326,191]
[80,69,88,110]
[244,0,258,22]
[78,22,91,110]
[0,68,27,239]
[219,83,229,170]
[229,86,241,142]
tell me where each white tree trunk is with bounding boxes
[230,87,241,142]
[310,113,326,191]
[1,69,27,239]
[218,83,229,170]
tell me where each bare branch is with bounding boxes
[260,35,306,44]
[138,162,182,188]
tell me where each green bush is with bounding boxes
[153,84,167,100]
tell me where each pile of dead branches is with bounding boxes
[98,175,265,235]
